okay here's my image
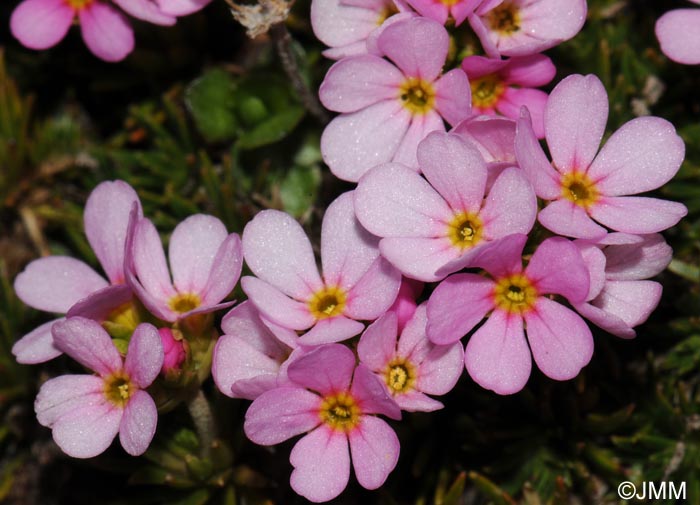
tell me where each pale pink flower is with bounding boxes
[574,234,672,338]
[319,17,471,182]
[656,1,700,65]
[125,213,243,323]
[13,180,141,364]
[354,131,536,282]
[515,74,687,240]
[405,0,478,26]
[358,303,463,411]
[244,344,401,503]
[10,0,175,62]
[427,234,593,395]
[212,301,303,400]
[35,318,163,458]
[462,54,555,138]
[311,0,412,60]
[241,192,401,345]
[156,0,211,15]
[468,0,587,58]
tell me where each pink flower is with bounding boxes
[35,318,163,458]
[156,0,211,16]
[427,234,593,395]
[241,192,401,345]
[405,0,479,26]
[515,74,687,240]
[656,1,700,65]
[10,0,176,62]
[574,233,672,338]
[358,304,463,411]
[354,131,537,282]
[244,344,401,503]
[468,0,586,58]
[311,0,412,60]
[13,180,141,364]
[319,17,471,182]
[158,328,186,374]
[212,301,303,400]
[462,54,555,138]
[125,213,243,323]
[388,278,423,332]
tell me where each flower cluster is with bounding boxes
[10,0,210,61]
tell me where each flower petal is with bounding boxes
[112,0,176,24]
[290,427,350,503]
[35,374,104,427]
[51,400,121,458]
[52,317,122,376]
[220,301,289,357]
[589,196,687,234]
[288,344,356,395]
[311,0,386,48]
[298,317,366,345]
[379,236,458,282]
[537,199,608,239]
[321,99,411,182]
[574,301,636,339]
[497,87,548,138]
[240,277,315,330]
[10,0,73,50]
[242,210,322,300]
[200,233,243,306]
[349,416,400,490]
[545,74,608,173]
[130,217,175,304]
[66,284,133,322]
[124,323,163,388]
[12,319,63,364]
[464,310,531,395]
[244,387,322,445]
[213,335,281,399]
[416,341,464,395]
[155,0,211,15]
[656,9,700,65]
[351,364,401,419]
[433,68,472,126]
[79,3,134,62]
[501,54,556,87]
[603,234,672,281]
[14,257,108,314]
[514,108,561,198]
[590,280,662,329]
[468,232,527,278]
[453,115,517,167]
[344,257,401,320]
[358,312,399,371]
[525,237,589,303]
[480,166,537,240]
[119,390,157,456]
[393,111,446,169]
[426,273,494,345]
[524,298,593,381]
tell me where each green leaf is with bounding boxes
[236,106,305,150]
[186,70,238,143]
[279,163,321,218]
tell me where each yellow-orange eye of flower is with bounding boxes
[103,372,135,408]
[399,78,436,115]
[493,273,538,315]
[470,75,506,109]
[319,392,361,431]
[384,358,416,394]
[560,171,599,209]
[447,211,484,250]
[487,1,521,35]
[308,286,347,320]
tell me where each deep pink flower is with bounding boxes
[427,234,593,395]
[462,54,555,138]
[35,318,163,458]
[10,0,175,62]
[468,0,587,58]
[656,1,700,65]
[354,131,536,282]
[405,0,478,26]
[515,74,687,240]
[319,17,471,182]
[358,304,463,411]
[241,192,401,345]
[244,344,401,503]
[13,180,141,364]
[125,213,243,323]
[574,233,672,338]
[212,301,302,400]
[158,328,186,374]
[388,278,423,332]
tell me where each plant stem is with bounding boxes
[188,388,216,458]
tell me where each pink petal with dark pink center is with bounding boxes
[587,117,685,196]
[244,387,321,445]
[589,197,687,234]
[14,257,108,314]
[377,17,448,81]
[119,390,157,456]
[290,427,350,503]
[465,310,531,395]
[525,237,590,303]
[525,298,593,380]
[319,55,404,113]
[52,317,122,376]
[426,273,495,345]
[79,2,134,62]
[545,74,608,173]
[10,0,74,50]
[349,416,400,490]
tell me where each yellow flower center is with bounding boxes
[447,211,484,250]
[319,392,361,432]
[103,371,136,408]
[399,78,436,115]
[376,3,399,25]
[66,0,93,9]
[470,75,506,109]
[384,358,416,394]
[560,171,599,209]
[439,0,460,6]
[308,286,347,320]
[169,293,201,314]
[486,1,521,35]
[493,273,538,315]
